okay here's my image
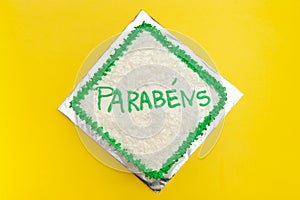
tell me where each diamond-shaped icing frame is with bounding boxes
[69,22,227,180]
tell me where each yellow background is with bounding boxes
[1,0,299,199]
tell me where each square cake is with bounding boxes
[59,10,242,192]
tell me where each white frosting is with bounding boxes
[80,32,219,170]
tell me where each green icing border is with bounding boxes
[69,22,227,180]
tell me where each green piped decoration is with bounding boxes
[69,21,227,180]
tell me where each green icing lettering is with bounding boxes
[152,90,166,108]
[96,86,114,110]
[96,85,211,112]
[180,90,195,107]
[196,90,211,106]
[127,90,140,112]
[140,91,153,110]
[171,78,177,86]
[166,89,180,108]
[108,88,124,113]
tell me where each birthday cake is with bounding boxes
[59,10,242,192]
